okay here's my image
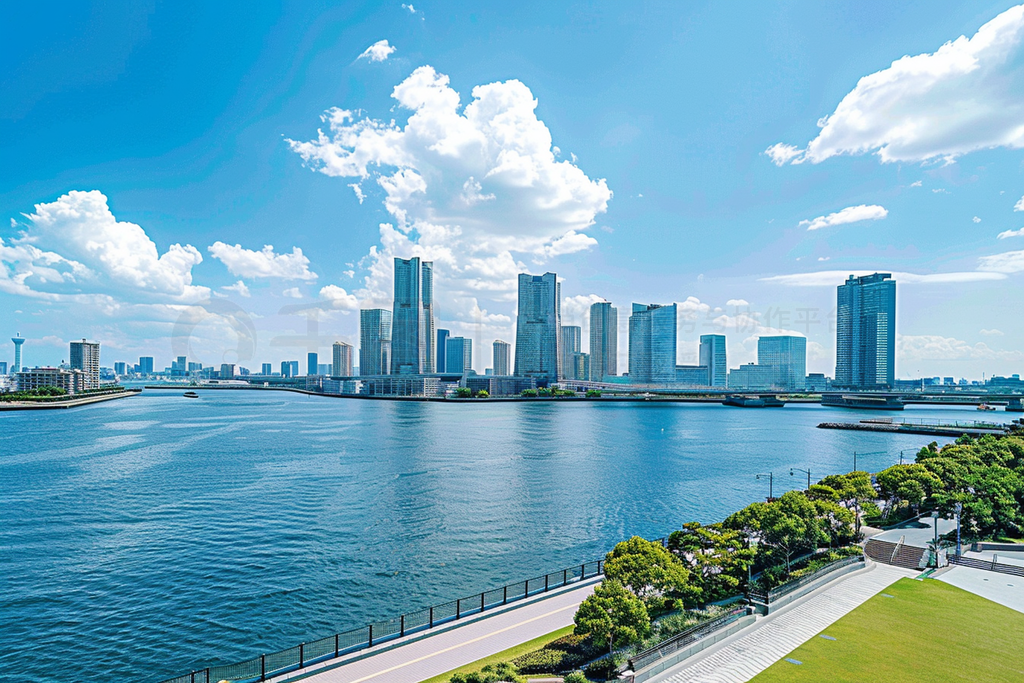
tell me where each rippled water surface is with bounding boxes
[0,390,980,681]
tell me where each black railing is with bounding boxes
[748,554,863,604]
[628,606,749,672]
[157,559,607,683]
[949,554,1024,577]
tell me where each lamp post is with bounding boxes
[790,468,811,491]
[955,502,962,558]
[756,472,774,501]
[932,510,940,568]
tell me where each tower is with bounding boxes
[513,272,560,386]
[11,335,24,374]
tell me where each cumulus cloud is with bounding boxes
[973,216,982,223]
[898,334,1024,362]
[282,287,302,299]
[977,249,1024,273]
[768,5,1024,165]
[799,204,888,231]
[1015,194,1024,211]
[760,269,1006,286]
[998,227,1024,239]
[1,190,206,302]
[222,280,251,297]
[358,39,396,63]
[318,284,359,310]
[208,242,317,280]
[980,328,1004,336]
[289,65,611,337]
[725,299,750,307]
[561,294,605,327]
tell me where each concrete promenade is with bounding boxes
[272,578,600,683]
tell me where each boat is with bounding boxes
[977,403,996,411]
[722,395,784,408]
[183,391,199,398]
[820,393,905,410]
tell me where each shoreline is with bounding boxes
[0,389,141,411]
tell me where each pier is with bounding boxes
[818,417,1017,438]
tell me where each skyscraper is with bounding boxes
[757,336,807,391]
[589,302,617,381]
[836,273,896,389]
[492,339,511,376]
[139,356,154,375]
[307,352,318,376]
[70,339,100,390]
[12,335,24,373]
[446,337,473,374]
[261,363,273,375]
[628,303,677,384]
[391,257,434,374]
[281,360,299,378]
[436,329,450,373]
[560,325,582,380]
[113,361,125,376]
[332,341,353,376]
[513,272,560,386]
[699,334,727,388]
[360,308,393,376]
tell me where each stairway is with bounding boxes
[864,538,927,570]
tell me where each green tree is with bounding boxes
[586,389,602,398]
[667,522,755,601]
[521,388,538,397]
[450,661,521,683]
[757,491,822,572]
[603,536,698,606]
[476,389,489,398]
[455,387,472,398]
[573,580,650,656]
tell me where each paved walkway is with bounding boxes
[274,579,599,683]
[872,516,956,546]
[652,563,913,683]
[937,565,1024,614]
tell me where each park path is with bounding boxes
[271,578,599,683]
[653,563,913,683]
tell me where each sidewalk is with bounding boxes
[274,578,599,683]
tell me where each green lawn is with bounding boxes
[753,578,1024,683]
[417,625,574,683]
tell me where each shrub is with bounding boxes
[455,387,472,398]
[476,389,489,398]
[450,661,521,683]
[521,389,538,397]
[511,634,603,674]
[583,655,623,680]
[586,389,602,398]
[563,673,588,683]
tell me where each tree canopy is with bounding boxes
[573,579,650,653]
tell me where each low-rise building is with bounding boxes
[15,367,87,394]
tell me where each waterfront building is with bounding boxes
[757,336,807,391]
[589,302,617,381]
[628,303,677,384]
[513,272,561,386]
[446,337,473,375]
[391,257,435,374]
[464,375,537,397]
[307,352,318,376]
[675,364,710,386]
[11,335,24,374]
[560,325,582,380]
[280,360,299,378]
[836,272,896,389]
[728,363,774,390]
[139,356,154,376]
[570,352,590,382]
[806,372,828,392]
[15,367,86,394]
[360,308,393,376]
[69,339,100,390]
[332,341,354,376]
[436,329,450,372]
[171,355,187,377]
[317,363,332,375]
[261,363,273,375]
[492,339,511,376]
[359,375,452,397]
[188,362,202,372]
[220,363,236,379]
[699,334,727,388]
[2,361,11,375]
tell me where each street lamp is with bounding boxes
[756,472,774,500]
[955,502,963,558]
[931,510,940,568]
[790,468,812,491]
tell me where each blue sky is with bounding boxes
[2,1,1023,378]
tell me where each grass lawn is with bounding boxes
[417,625,574,683]
[753,578,1024,683]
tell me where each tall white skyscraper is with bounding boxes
[699,334,727,388]
[332,341,353,376]
[836,273,896,389]
[628,303,677,384]
[513,272,560,386]
[559,325,582,380]
[492,339,511,376]
[589,302,617,381]
[391,257,434,374]
[360,309,392,376]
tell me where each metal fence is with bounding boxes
[748,554,864,604]
[157,559,607,683]
[628,606,750,672]
[949,554,1024,577]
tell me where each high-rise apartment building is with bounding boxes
[113,361,125,376]
[69,339,100,390]
[560,325,582,380]
[757,336,807,391]
[171,355,187,377]
[391,257,434,374]
[139,356,154,376]
[492,339,511,376]
[436,329,450,373]
[360,308,393,376]
[628,303,677,384]
[446,337,473,374]
[220,363,235,379]
[281,360,299,378]
[699,334,727,388]
[513,272,561,386]
[836,273,896,389]
[307,352,319,376]
[589,302,617,381]
[332,341,353,376]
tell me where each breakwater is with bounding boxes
[818,419,1009,438]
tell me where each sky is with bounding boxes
[2,0,1024,379]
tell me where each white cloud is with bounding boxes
[401,3,418,13]
[561,294,605,327]
[760,269,1006,286]
[358,39,396,63]
[222,280,251,297]
[980,328,1004,336]
[977,249,1024,273]
[208,242,317,280]
[1,190,206,302]
[764,143,803,166]
[998,227,1024,239]
[282,287,302,299]
[725,299,750,307]
[898,334,1024,362]
[289,65,611,338]
[1015,194,1024,211]
[818,256,830,261]
[799,204,888,231]
[769,5,1024,165]
[910,180,923,187]
[973,216,982,223]
[349,183,366,203]
[318,284,358,310]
